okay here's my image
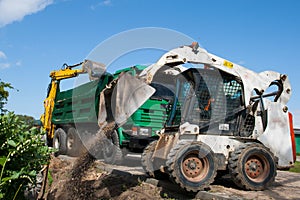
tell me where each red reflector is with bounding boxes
[288,112,296,162]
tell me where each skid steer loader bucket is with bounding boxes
[98,72,155,127]
[82,59,106,81]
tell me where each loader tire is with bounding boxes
[67,127,84,157]
[228,143,277,191]
[141,140,168,179]
[53,128,67,156]
[103,130,123,165]
[166,141,217,192]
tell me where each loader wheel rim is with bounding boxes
[181,152,209,182]
[245,155,269,182]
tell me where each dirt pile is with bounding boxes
[44,155,165,200]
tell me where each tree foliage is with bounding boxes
[0,79,52,199]
[16,115,36,128]
[0,113,52,199]
[0,79,13,113]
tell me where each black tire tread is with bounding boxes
[67,127,84,157]
[141,140,157,175]
[103,130,123,165]
[53,128,67,156]
[228,143,277,191]
[166,141,217,192]
[141,140,167,179]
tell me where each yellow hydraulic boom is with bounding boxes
[40,63,86,140]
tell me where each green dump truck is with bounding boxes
[41,62,179,163]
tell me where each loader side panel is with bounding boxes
[257,103,294,167]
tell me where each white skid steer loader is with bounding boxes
[140,42,296,192]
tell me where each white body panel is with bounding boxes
[196,134,244,160]
[257,103,294,167]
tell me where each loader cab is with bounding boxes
[171,67,253,136]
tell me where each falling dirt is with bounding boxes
[44,123,170,200]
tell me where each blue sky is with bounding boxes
[0,0,300,126]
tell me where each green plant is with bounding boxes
[0,113,52,199]
[47,170,53,187]
[289,161,300,173]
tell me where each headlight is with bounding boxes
[131,127,152,136]
[139,128,150,136]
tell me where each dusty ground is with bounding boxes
[43,155,300,200]
[44,155,185,200]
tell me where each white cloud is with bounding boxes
[91,0,112,10]
[102,0,112,6]
[0,51,7,59]
[0,63,10,69]
[0,50,10,69]
[0,0,53,28]
[16,61,22,66]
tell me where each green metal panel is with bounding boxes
[113,65,147,79]
[295,129,300,154]
[122,98,170,136]
[117,127,126,145]
[52,74,112,124]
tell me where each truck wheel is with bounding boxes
[103,130,123,164]
[166,141,217,192]
[228,143,277,191]
[53,128,67,156]
[66,127,83,157]
[141,140,168,179]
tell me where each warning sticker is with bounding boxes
[223,60,233,68]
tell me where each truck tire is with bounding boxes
[103,130,123,164]
[53,128,67,156]
[166,141,217,192]
[228,143,277,191]
[67,127,83,157]
[141,140,168,179]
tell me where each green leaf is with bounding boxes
[28,170,36,177]
[1,177,12,183]
[0,157,6,166]
[10,171,21,180]
[7,140,16,147]
[18,135,24,142]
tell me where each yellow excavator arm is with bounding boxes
[40,65,86,139]
[40,59,106,141]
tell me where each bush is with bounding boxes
[0,113,52,199]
